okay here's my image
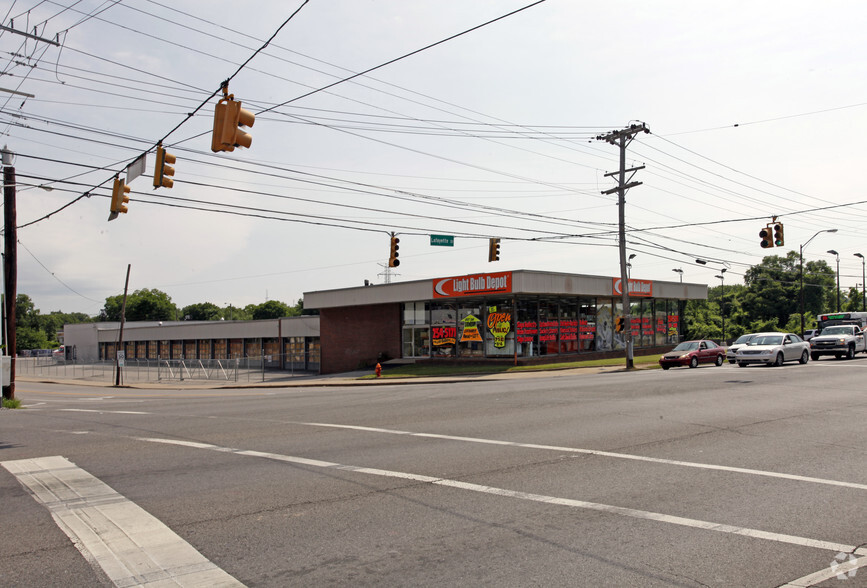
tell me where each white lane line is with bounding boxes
[60,409,151,415]
[140,437,867,557]
[1,456,243,588]
[294,422,867,492]
[781,554,866,586]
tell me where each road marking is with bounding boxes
[140,437,867,557]
[60,409,151,415]
[1,456,243,587]
[294,422,867,492]
[781,554,866,587]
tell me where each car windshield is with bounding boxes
[733,335,753,344]
[820,326,854,335]
[672,342,699,352]
[749,335,783,346]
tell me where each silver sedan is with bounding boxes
[735,332,810,367]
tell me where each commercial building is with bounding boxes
[62,269,706,375]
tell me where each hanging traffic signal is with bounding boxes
[211,95,255,153]
[773,222,784,247]
[108,176,130,221]
[615,316,624,333]
[759,225,774,248]
[389,234,400,267]
[488,238,501,262]
[152,143,176,189]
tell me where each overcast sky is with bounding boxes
[2,0,867,316]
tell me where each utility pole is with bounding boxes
[2,147,16,400]
[597,123,650,370]
[115,265,131,387]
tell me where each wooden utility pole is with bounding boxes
[2,148,17,400]
[114,264,131,386]
[597,123,650,370]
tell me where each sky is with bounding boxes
[2,0,867,316]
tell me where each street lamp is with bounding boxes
[827,250,840,311]
[715,272,726,343]
[627,253,636,279]
[800,228,837,338]
[855,253,866,312]
[672,268,683,283]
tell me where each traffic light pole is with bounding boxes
[598,124,649,370]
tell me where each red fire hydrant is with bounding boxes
[375,363,382,378]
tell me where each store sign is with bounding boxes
[433,271,512,298]
[612,278,653,297]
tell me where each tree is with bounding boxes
[249,300,292,320]
[100,289,178,321]
[182,302,223,321]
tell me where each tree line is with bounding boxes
[12,288,311,351]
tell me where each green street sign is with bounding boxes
[430,235,454,247]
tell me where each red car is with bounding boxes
[659,339,725,369]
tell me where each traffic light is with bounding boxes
[389,234,400,267]
[211,95,255,153]
[108,176,130,221]
[759,225,773,248]
[152,143,176,189]
[488,238,501,262]
[773,222,784,247]
[615,316,624,333]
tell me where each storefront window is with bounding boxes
[484,299,514,357]
[668,301,681,344]
[559,298,579,354]
[655,301,668,346]
[596,299,614,351]
[640,301,654,347]
[613,300,626,351]
[458,300,485,357]
[516,297,538,357]
[402,327,431,358]
[538,298,559,355]
[431,302,457,357]
[402,302,428,325]
[578,298,596,352]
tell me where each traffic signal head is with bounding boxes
[615,316,624,332]
[108,177,130,221]
[211,96,255,153]
[773,222,784,247]
[389,235,400,267]
[759,225,773,248]
[488,238,501,262]
[152,144,176,189]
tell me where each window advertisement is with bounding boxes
[458,301,485,357]
[431,302,457,357]
[559,298,579,354]
[596,299,614,351]
[516,297,538,357]
[655,300,668,346]
[640,301,654,347]
[668,301,681,343]
[578,298,596,351]
[538,298,559,355]
[484,299,514,356]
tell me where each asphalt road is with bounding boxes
[1,358,866,587]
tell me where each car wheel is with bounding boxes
[661,365,670,370]
[728,360,736,364]
[811,353,819,361]
[689,356,698,369]
[773,352,784,367]
[715,355,724,366]
[738,362,747,367]
[846,345,855,360]
[799,350,809,364]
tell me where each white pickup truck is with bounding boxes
[809,325,867,360]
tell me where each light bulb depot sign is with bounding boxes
[433,271,512,298]
[613,278,653,297]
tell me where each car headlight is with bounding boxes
[680,353,691,358]
[836,338,846,345]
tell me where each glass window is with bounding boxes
[579,298,596,352]
[402,302,429,325]
[668,301,681,344]
[559,298,579,354]
[538,298,559,355]
[516,297,538,357]
[613,299,626,351]
[640,300,654,347]
[458,300,485,357]
[655,300,668,346]
[596,299,614,351]
[484,299,514,357]
[431,302,457,357]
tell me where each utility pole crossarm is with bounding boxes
[0,24,60,46]
[601,181,643,195]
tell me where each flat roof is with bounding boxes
[304,269,707,310]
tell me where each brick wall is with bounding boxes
[319,303,401,374]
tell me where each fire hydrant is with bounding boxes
[375,363,382,378]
